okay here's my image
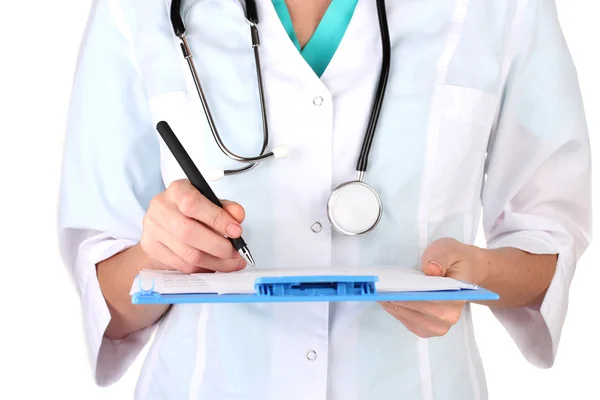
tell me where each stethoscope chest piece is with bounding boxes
[327,180,383,236]
[170,0,391,235]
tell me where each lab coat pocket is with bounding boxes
[426,85,498,221]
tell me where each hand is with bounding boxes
[140,179,247,273]
[380,238,487,338]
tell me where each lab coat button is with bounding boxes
[311,222,322,233]
[313,96,323,106]
[306,350,317,361]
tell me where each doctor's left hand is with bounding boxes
[379,238,487,338]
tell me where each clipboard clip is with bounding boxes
[138,277,156,295]
[132,277,162,304]
[254,275,378,297]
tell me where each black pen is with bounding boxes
[156,121,255,267]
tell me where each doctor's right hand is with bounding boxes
[140,179,247,273]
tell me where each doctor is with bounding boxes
[58,0,592,399]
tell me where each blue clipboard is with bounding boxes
[131,274,499,305]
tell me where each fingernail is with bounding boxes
[226,224,242,237]
[428,260,443,275]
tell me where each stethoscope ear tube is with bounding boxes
[170,0,186,37]
[170,0,283,177]
[245,0,259,24]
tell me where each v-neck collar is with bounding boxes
[271,0,359,77]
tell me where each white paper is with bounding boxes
[130,266,478,296]
[130,270,214,295]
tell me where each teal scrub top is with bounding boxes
[272,0,359,77]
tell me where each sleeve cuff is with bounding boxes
[78,237,155,386]
[486,232,574,368]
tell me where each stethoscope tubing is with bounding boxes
[172,0,273,176]
[170,0,390,179]
[356,0,391,176]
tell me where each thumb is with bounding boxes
[221,200,246,224]
[421,238,459,277]
[423,260,445,277]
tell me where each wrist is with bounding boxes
[470,245,495,288]
[133,242,158,271]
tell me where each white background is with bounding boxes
[0,1,597,399]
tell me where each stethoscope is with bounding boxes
[169,0,391,236]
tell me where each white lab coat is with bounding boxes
[57,0,592,399]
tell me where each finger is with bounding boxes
[390,301,465,325]
[193,252,247,272]
[421,237,462,276]
[152,240,212,274]
[159,226,246,273]
[222,200,245,224]
[380,302,452,338]
[147,205,240,260]
[168,180,243,238]
[202,200,245,237]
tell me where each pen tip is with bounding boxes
[239,248,256,267]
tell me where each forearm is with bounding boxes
[476,247,558,309]
[96,243,170,340]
